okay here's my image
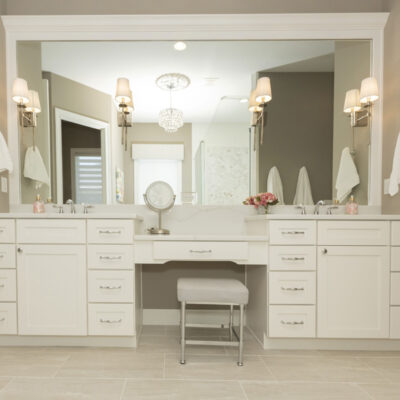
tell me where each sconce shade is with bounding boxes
[115,77,131,104]
[25,90,41,113]
[360,77,379,104]
[248,90,262,112]
[255,77,272,104]
[12,78,29,104]
[343,89,361,113]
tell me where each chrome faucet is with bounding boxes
[314,200,325,215]
[66,199,76,214]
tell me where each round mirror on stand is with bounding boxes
[144,181,176,235]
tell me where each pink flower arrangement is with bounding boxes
[243,192,278,214]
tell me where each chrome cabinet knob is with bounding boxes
[17,247,23,253]
[322,248,328,254]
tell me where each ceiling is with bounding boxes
[41,40,335,124]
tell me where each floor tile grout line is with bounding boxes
[51,353,73,378]
[354,356,393,384]
[354,383,375,400]
[119,379,128,400]
[238,381,250,400]
[258,354,279,382]
[163,352,166,379]
[0,377,15,393]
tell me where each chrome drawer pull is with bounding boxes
[280,287,305,291]
[99,285,122,290]
[0,284,4,288]
[189,250,212,254]
[282,231,305,235]
[100,318,122,324]
[0,229,4,233]
[98,230,122,234]
[99,256,123,261]
[281,257,305,261]
[280,320,304,325]
[0,317,5,322]
[0,255,4,258]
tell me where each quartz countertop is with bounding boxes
[0,213,143,220]
[134,234,268,241]
[245,214,400,221]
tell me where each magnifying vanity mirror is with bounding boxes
[144,181,176,235]
[14,39,374,207]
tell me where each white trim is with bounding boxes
[54,108,112,204]
[2,13,389,206]
[132,144,184,160]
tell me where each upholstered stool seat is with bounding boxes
[177,277,249,366]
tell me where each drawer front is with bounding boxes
[88,270,134,303]
[269,272,315,305]
[0,269,16,302]
[0,244,15,268]
[318,221,390,246]
[0,303,17,335]
[269,305,315,338]
[390,307,400,338]
[17,219,86,244]
[269,246,316,271]
[88,303,134,336]
[0,220,15,243]
[153,241,248,261]
[88,245,134,270]
[269,221,316,245]
[88,220,133,244]
[391,273,400,305]
[392,247,400,272]
[392,222,400,246]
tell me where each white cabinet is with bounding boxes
[17,245,87,335]
[269,221,316,245]
[0,303,17,335]
[317,246,390,338]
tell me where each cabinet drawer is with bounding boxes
[392,222,400,246]
[0,269,16,302]
[269,246,316,271]
[88,270,134,303]
[390,307,400,338]
[318,221,390,246]
[17,220,86,244]
[88,245,134,270]
[88,220,133,244]
[0,220,15,243]
[269,221,316,245]
[392,247,400,272]
[269,305,315,338]
[269,272,315,305]
[153,241,248,261]
[88,303,134,336]
[0,303,17,335]
[391,273,400,305]
[0,244,15,268]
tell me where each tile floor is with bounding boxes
[0,326,399,399]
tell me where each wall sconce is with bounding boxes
[248,76,272,148]
[12,78,41,149]
[115,77,133,151]
[344,76,379,128]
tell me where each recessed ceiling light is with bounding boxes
[240,98,248,103]
[174,41,187,51]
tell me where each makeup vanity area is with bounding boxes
[1,13,399,352]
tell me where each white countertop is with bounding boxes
[0,213,143,220]
[134,234,268,241]
[245,214,400,221]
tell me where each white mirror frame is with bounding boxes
[1,13,388,206]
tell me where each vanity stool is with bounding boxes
[177,278,249,366]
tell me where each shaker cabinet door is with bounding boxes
[317,246,390,338]
[17,245,87,335]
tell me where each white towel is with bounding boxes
[293,166,314,205]
[0,132,13,173]
[267,166,285,204]
[389,133,400,197]
[23,146,50,189]
[335,147,360,203]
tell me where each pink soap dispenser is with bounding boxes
[345,195,358,215]
[33,194,45,214]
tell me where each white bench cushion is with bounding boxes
[177,278,249,305]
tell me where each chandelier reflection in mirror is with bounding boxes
[156,73,190,133]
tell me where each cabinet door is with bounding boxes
[17,245,87,335]
[317,246,390,338]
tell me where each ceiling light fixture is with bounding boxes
[156,73,190,133]
[174,41,187,51]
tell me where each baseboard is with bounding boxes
[142,308,244,326]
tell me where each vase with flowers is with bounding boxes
[243,192,278,214]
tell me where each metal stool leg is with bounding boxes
[237,304,244,366]
[229,305,234,341]
[180,301,186,364]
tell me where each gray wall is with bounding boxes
[258,72,334,204]
[382,0,400,214]
[1,0,386,14]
